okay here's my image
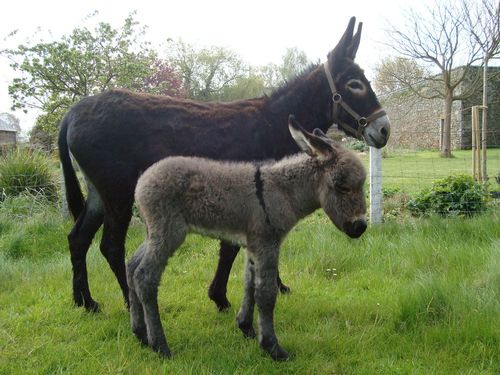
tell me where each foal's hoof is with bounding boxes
[262,342,289,361]
[152,343,172,358]
[132,328,149,346]
[238,324,256,339]
[279,283,291,294]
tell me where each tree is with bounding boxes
[384,0,484,157]
[463,0,500,179]
[143,58,185,97]
[166,40,247,101]
[259,48,312,92]
[373,57,429,96]
[279,47,310,82]
[2,13,181,150]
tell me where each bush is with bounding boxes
[344,139,368,152]
[407,174,489,217]
[0,147,58,203]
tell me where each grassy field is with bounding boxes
[358,148,500,194]
[0,198,499,374]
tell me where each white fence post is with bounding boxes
[369,147,383,224]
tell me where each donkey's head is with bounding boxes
[325,17,390,148]
[289,115,367,239]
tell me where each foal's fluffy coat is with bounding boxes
[127,116,367,360]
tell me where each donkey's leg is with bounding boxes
[252,243,289,361]
[208,241,239,311]
[99,200,133,308]
[126,243,148,345]
[134,220,187,357]
[236,257,256,339]
[67,186,104,312]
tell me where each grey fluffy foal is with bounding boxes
[127,115,367,361]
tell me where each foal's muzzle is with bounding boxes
[343,219,367,239]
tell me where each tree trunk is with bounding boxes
[441,91,453,158]
[481,53,488,182]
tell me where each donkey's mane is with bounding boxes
[266,64,321,102]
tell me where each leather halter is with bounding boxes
[323,62,386,140]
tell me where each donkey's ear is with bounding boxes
[347,22,362,60]
[288,115,336,161]
[327,17,356,63]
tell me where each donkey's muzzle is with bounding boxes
[344,219,367,239]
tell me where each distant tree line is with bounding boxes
[1,12,311,151]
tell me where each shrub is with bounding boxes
[407,174,489,217]
[0,147,58,203]
[344,139,368,152]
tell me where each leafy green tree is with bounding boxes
[166,39,248,100]
[217,71,266,101]
[279,47,310,82]
[2,13,182,150]
[259,47,312,92]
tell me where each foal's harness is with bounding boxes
[323,62,386,140]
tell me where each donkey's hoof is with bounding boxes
[78,299,100,313]
[279,283,291,294]
[208,291,231,312]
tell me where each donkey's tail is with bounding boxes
[58,115,85,221]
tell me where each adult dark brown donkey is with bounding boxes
[58,17,390,312]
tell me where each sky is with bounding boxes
[0,0,434,132]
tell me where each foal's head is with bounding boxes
[289,115,367,239]
[324,17,390,148]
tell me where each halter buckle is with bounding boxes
[332,93,342,103]
[358,117,367,127]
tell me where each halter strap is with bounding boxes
[323,62,386,139]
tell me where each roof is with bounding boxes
[0,115,21,132]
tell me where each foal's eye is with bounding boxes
[335,184,350,194]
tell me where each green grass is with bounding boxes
[0,203,499,374]
[358,148,500,194]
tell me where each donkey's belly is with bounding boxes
[189,225,247,247]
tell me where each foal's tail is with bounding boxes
[58,115,85,221]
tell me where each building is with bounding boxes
[0,114,21,147]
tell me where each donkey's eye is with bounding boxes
[346,79,366,93]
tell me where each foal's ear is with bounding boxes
[288,115,336,161]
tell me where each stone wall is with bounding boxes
[381,66,500,150]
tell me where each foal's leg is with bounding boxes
[67,186,104,312]
[126,243,148,346]
[252,243,289,361]
[133,220,187,357]
[236,257,256,339]
[209,241,291,312]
